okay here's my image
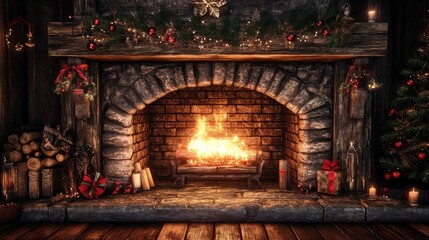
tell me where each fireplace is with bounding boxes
[101,62,333,187]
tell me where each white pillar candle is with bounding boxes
[368,10,376,22]
[140,169,151,191]
[134,162,142,173]
[145,167,155,188]
[368,186,376,198]
[409,188,419,204]
[132,173,141,189]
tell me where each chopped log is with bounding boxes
[13,143,22,151]
[41,146,59,157]
[19,132,42,144]
[21,144,33,155]
[29,141,40,151]
[3,143,14,151]
[34,151,42,157]
[55,153,68,163]
[41,168,62,197]
[9,151,23,162]
[28,171,41,199]
[8,134,19,144]
[17,161,29,172]
[27,157,42,171]
[42,157,59,168]
[17,170,28,198]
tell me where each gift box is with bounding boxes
[317,160,342,195]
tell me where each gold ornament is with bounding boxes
[192,0,227,18]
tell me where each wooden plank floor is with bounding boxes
[0,223,428,240]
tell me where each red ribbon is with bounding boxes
[55,64,88,84]
[79,174,107,199]
[279,170,287,177]
[321,159,340,171]
[328,171,335,194]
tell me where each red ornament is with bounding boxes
[168,35,175,43]
[148,27,156,36]
[417,150,427,160]
[322,28,330,37]
[387,107,397,117]
[287,33,295,42]
[384,172,392,180]
[108,24,116,32]
[406,77,414,86]
[392,170,401,179]
[93,18,100,25]
[316,20,323,27]
[87,41,97,51]
[393,139,405,149]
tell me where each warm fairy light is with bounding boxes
[186,114,256,165]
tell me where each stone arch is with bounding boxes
[102,62,333,185]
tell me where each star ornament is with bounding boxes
[192,0,227,18]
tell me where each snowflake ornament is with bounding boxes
[192,0,227,18]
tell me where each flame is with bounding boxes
[186,114,256,165]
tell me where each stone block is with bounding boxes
[103,121,134,135]
[266,69,286,98]
[212,62,226,85]
[286,88,311,114]
[246,66,263,90]
[300,106,331,119]
[105,107,133,127]
[298,141,332,153]
[196,63,212,87]
[174,66,187,89]
[102,146,133,160]
[156,68,178,93]
[140,65,155,75]
[275,77,301,106]
[118,72,137,87]
[297,152,331,164]
[133,78,155,104]
[318,198,366,222]
[256,67,275,93]
[145,75,166,102]
[111,95,138,114]
[253,199,324,222]
[225,62,236,86]
[298,96,327,114]
[363,199,429,222]
[103,159,133,178]
[296,64,312,81]
[185,63,197,87]
[299,129,332,142]
[20,201,66,222]
[124,88,146,110]
[234,63,251,88]
[102,132,133,147]
[299,117,332,130]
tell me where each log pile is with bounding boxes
[3,127,70,199]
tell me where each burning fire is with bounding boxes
[183,114,256,165]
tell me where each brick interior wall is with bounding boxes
[132,109,150,166]
[144,86,298,179]
[284,113,299,183]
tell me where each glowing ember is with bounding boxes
[184,114,256,165]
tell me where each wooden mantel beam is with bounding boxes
[48,22,388,62]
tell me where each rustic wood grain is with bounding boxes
[76,223,113,239]
[409,223,429,237]
[215,223,241,240]
[0,223,37,240]
[101,223,134,240]
[16,223,63,240]
[46,223,89,240]
[157,223,188,240]
[290,224,324,240]
[334,223,379,240]
[240,223,268,240]
[314,224,350,240]
[385,224,429,240]
[363,223,402,240]
[186,223,214,240]
[0,224,11,232]
[264,224,297,240]
[128,223,163,240]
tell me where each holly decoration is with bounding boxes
[108,24,116,32]
[167,35,175,44]
[316,20,323,27]
[93,17,100,25]
[87,41,97,51]
[147,27,156,36]
[286,33,295,42]
[322,28,330,37]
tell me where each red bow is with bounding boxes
[79,172,107,199]
[55,64,89,84]
[321,159,340,171]
[279,170,287,177]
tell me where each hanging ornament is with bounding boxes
[384,172,392,180]
[168,35,175,44]
[286,33,295,42]
[87,41,97,51]
[316,20,323,27]
[25,27,35,47]
[386,107,397,118]
[108,23,116,32]
[148,27,156,36]
[417,150,427,160]
[192,0,228,18]
[93,18,100,25]
[406,77,415,87]
[393,139,406,149]
[392,169,401,179]
[322,28,330,37]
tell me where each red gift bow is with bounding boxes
[321,159,340,171]
[279,169,287,177]
[79,172,107,199]
[55,64,89,84]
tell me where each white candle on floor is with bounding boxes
[368,186,376,198]
[409,188,419,204]
[145,167,155,188]
[132,173,141,189]
[140,169,151,191]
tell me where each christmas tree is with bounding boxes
[378,33,429,185]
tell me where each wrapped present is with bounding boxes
[79,172,107,199]
[317,160,342,195]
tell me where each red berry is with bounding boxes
[392,170,401,179]
[322,28,330,37]
[384,172,391,180]
[148,27,156,36]
[168,35,175,43]
[287,33,295,42]
[108,24,116,32]
[406,78,414,86]
[393,140,404,149]
[417,151,427,160]
[87,41,97,51]
[316,20,323,27]
[60,88,65,93]
[93,18,100,25]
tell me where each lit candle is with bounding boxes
[369,186,376,198]
[409,188,419,204]
[368,10,376,22]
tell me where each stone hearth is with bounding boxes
[101,62,333,186]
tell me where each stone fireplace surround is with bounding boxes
[101,62,333,186]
